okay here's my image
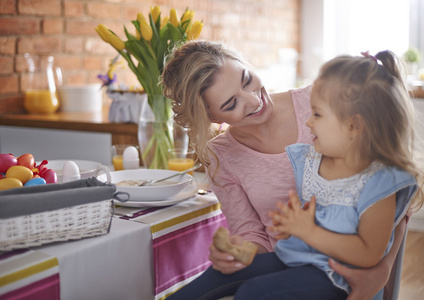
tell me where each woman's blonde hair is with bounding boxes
[313,51,424,210]
[161,41,246,179]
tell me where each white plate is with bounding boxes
[115,184,197,207]
[100,169,192,201]
[37,159,101,181]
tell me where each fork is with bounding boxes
[138,163,202,186]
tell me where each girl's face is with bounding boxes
[306,88,353,158]
[203,59,272,127]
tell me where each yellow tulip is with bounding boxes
[95,24,111,43]
[139,21,153,41]
[161,16,169,29]
[135,29,141,40]
[181,10,195,32]
[109,34,125,51]
[137,13,148,25]
[151,5,161,23]
[181,10,194,24]
[187,21,203,40]
[170,8,179,27]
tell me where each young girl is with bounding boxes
[260,50,424,299]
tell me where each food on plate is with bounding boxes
[116,180,141,186]
[212,227,258,265]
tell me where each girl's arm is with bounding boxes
[329,216,407,300]
[271,190,396,268]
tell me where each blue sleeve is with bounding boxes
[286,144,312,201]
[358,166,417,227]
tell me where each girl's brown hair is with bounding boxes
[313,51,424,210]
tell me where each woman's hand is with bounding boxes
[329,258,389,300]
[209,235,260,274]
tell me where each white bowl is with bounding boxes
[104,169,193,201]
[40,159,102,181]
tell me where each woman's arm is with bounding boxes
[207,155,272,273]
[209,181,270,273]
[270,190,397,268]
[329,216,407,300]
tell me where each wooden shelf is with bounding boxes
[0,105,138,145]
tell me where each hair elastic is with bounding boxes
[361,51,383,65]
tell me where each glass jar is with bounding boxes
[24,54,61,114]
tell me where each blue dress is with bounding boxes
[274,144,417,293]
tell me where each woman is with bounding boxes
[161,40,407,299]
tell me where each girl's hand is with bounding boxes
[208,235,250,274]
[269,190,317,240]
[268,209,291,239]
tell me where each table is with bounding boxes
[1,218,154,300]
[0,181,226,300]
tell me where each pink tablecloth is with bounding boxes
[0,250,60,300]
[116,193,227,300]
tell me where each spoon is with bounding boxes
[138,163,202,186]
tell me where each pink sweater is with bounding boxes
[208,86,313,251]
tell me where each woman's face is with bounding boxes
[203,59,272,127]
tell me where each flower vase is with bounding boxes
[137,95,189,169]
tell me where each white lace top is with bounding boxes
[274,144,416,293]
[302,147,383,208]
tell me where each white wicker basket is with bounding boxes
[0,177,123,251]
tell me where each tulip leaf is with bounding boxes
[124,25,138,41]
[166,23,183,41]
[131,21,141,38]
[149,14,160,54]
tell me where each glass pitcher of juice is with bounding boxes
[24,54,61,114]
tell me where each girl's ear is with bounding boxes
[349,114,365,138]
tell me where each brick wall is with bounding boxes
[0,0,300,113]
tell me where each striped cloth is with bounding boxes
[0,250,60,300]
[117,193,227,300]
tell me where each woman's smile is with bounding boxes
[247,90,266,117]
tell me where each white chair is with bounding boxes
[384,228,408,300]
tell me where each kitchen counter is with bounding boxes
[0,105,138,145]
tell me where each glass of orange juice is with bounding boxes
[112,145,140,171]
[168,148,195,174]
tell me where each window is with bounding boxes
[301,0,415,84]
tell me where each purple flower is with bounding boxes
[97,72,117,88]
